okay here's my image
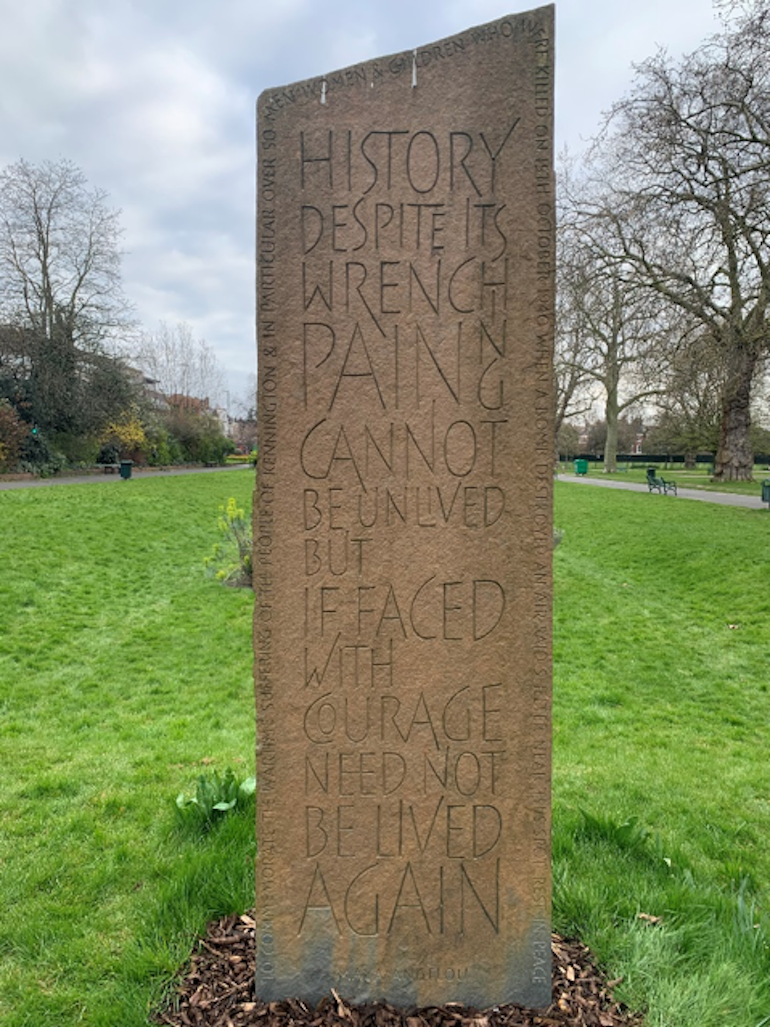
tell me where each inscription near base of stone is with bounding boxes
[255,6,554,1009]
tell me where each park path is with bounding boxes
[0,463,253,492]
[558,473,767,510]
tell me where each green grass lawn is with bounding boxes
[0,471,257,1026]
[553,484,770,1025]
[0,473,768,1025]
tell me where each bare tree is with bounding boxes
[0,159,135,440]
[580,2,770,480]
[647,334,728,458]
[0,159,132,350]
[585,415,641,456]
[556,207,670,472]
[135,321,225,408]
[232,372,257,420]
[554,222,596,449]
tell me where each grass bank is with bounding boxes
[553,484,770,1025]
[0,471,257,1026]
[0,473,768,1025]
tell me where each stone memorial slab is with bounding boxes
[255,6,554,1009]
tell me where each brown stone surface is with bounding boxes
[255,7,554,1010]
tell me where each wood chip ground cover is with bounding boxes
[155,912,643,1027]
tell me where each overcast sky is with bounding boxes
[0,0,721,409]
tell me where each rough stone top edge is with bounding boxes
[257,4,554,115]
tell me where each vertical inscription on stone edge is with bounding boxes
[256,6,554,1010]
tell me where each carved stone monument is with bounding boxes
[255,6,554,1009]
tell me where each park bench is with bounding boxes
[646,467,678,495]
[101,463,120,474]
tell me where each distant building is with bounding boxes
[166,393,212,414]
[125,365,168,409]
[230,416,257,452]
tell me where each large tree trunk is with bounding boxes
[604,380,619,473]
[713,345,758,482]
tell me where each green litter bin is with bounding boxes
[574,458,588,476]
[762,479,770,506]
[119,460,133,480]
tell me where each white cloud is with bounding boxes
[0,0,726,384]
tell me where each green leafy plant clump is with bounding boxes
[175,767,255,833]
[204,496,253,587]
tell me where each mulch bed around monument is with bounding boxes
[154,912,644,1027]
